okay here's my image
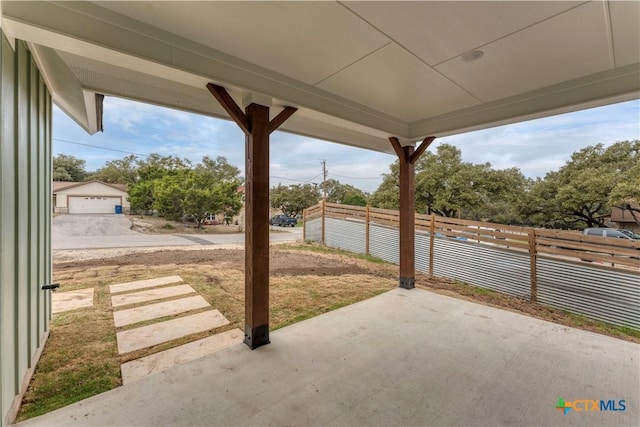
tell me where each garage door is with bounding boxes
[68,196,120,214]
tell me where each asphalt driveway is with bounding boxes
[52,214,302,250]
[53,214,138,237]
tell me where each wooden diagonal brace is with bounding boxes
[410,136,436,164]
[269,106,297,134]
[389,136,436,163]
[389,137,405,160]
[206,83,249,135]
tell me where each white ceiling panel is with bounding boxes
[609,0,640,67]
[435,1,613,102]
[343,1,580,66]
[94,1,389,85]
[317,44,479,122]
[3,1,638,149]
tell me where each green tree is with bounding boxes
[371,144,528,224]
[152,172,187,220]
[324,179,368,206]
[414,144,485,217]
[144,156,243,225]
[196,156,241,182]
[137,154,191,181]
[270,184,321,217]
[342,192,367,207]
[466,167,529,224]
[182,174,243,228]
[522,141,639,229]
[128,154,191,212]
[53,154,88,181]
[369,161,400,210]
[89,155,138,184]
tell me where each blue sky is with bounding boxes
[53,97,639,193]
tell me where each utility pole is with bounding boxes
[321,159,327,201]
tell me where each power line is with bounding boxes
[330,173,380,180]
[270,175,320,184]
[53,138,150,157]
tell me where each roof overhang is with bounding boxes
[1,1,638,152]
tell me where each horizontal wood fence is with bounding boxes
[304,202,640,329]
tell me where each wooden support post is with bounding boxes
[244,102,270,349]
[365,205,370,256]
[429,214,435,277]
[529,228,537,303]
[207,83,296,350]
[389,136,435,289]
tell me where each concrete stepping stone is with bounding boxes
[111,284,195,308]
[120,328,244,384]
[109,275,183,294]
[52,288,94,314]
[113,295,210,327]
[116,310,230,354]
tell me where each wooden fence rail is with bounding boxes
[304,201,640,302]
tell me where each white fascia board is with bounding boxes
[28,43,94,134]
[409,63,640,139]
[82,89,99,135]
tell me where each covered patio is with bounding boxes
[17,287,639,426]
[1,1,639,425]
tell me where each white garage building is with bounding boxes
[53,180,129,214]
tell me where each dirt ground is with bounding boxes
[54,248,385,275]
[53,244,639,344]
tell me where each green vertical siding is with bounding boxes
[0,34,52,427]
[1,31,18,427]
[16,40,30,399]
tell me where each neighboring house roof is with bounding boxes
[52,181,78,192]
[52,180,128,194]
[611,205,640,224]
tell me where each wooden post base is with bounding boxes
[399,277,415,290]
[244,324,270,350]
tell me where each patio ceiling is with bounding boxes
[1,1,639,153]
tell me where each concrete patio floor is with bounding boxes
[17,288,639,426]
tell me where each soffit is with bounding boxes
[1,0,638,151]
[609,0,640,67]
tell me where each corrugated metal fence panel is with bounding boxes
[370,224,399,264]
[432,238,531,298]
[305,218,322,243]
[537,258,640,329]
[317,217,639,330]
[325,218,366,254]
[415,232,431,273]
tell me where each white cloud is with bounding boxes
[54,97,639,190]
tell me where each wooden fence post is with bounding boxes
[321,200,326,246]
[302,208,306,242]
[365,205,370,256]
[429,214,435,277]
[529,228,537,303]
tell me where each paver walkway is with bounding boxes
[52,288,94,313]
[113,295,210,327]
[109,275,242,383]
[111,284,196,307]
[120,329,243,384]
